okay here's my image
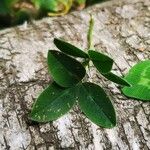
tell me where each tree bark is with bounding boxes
[0,0,150,149]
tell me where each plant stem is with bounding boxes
[87,15,94,50]
[82,58,89,67]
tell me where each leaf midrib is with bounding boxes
[81,84,114,124]
[52,52,82,80]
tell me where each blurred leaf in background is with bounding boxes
[0,0,38,27]
[0,0,104,28]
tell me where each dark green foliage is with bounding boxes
[102,72,130,86]
[47,50,86,87]
[30,39,124,127]
[54,38,89,58]
[88,50,130,86]
[29,83,76,122]
[88,50,113,73]
[30,18,148,129]
[77,82,116,128]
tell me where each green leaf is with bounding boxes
[14,10,30,25]
[29,83,76,122]
[102,72,130,86]
[88,50,113,73]
[122,60,150,101]
[77,82,116,128]
[0,1,9,15]
[47,50,86,87]
[32,0,60,12]
[4,0,19,8]
[54,38,89,58]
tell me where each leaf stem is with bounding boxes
[87,15,94,50]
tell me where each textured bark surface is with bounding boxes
[0,0,150,149]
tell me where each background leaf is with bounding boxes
[77,82,116,128]
[122,60,150,101]
[102,72,130,86]
[54,38,89,58]
[29,83,76,122]
[47,50,86,87]
[88,50,113,73]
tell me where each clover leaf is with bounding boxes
[122,60,150,101]
[102,72,130,86]
[47,50,86,87]
[88,50,113,74]
[54,38,89,58]
[29,82,76,122]
[77,82,116,128]
[29,17,147,129]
